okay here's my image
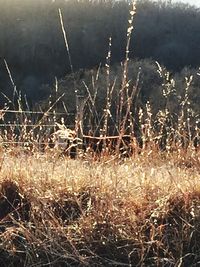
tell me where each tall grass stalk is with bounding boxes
[103,36,112,139]
[118,1,136,133]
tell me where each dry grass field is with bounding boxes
[0,146,200,266]
[0,2,200,266]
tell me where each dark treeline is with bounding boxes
[0,0,200,106]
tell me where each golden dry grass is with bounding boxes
[0,147,200,266]
[0,1,199,265]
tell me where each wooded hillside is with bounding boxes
[0,0,200,106]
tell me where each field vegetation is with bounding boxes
[0,144,200,266]
[0,0,200,266]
